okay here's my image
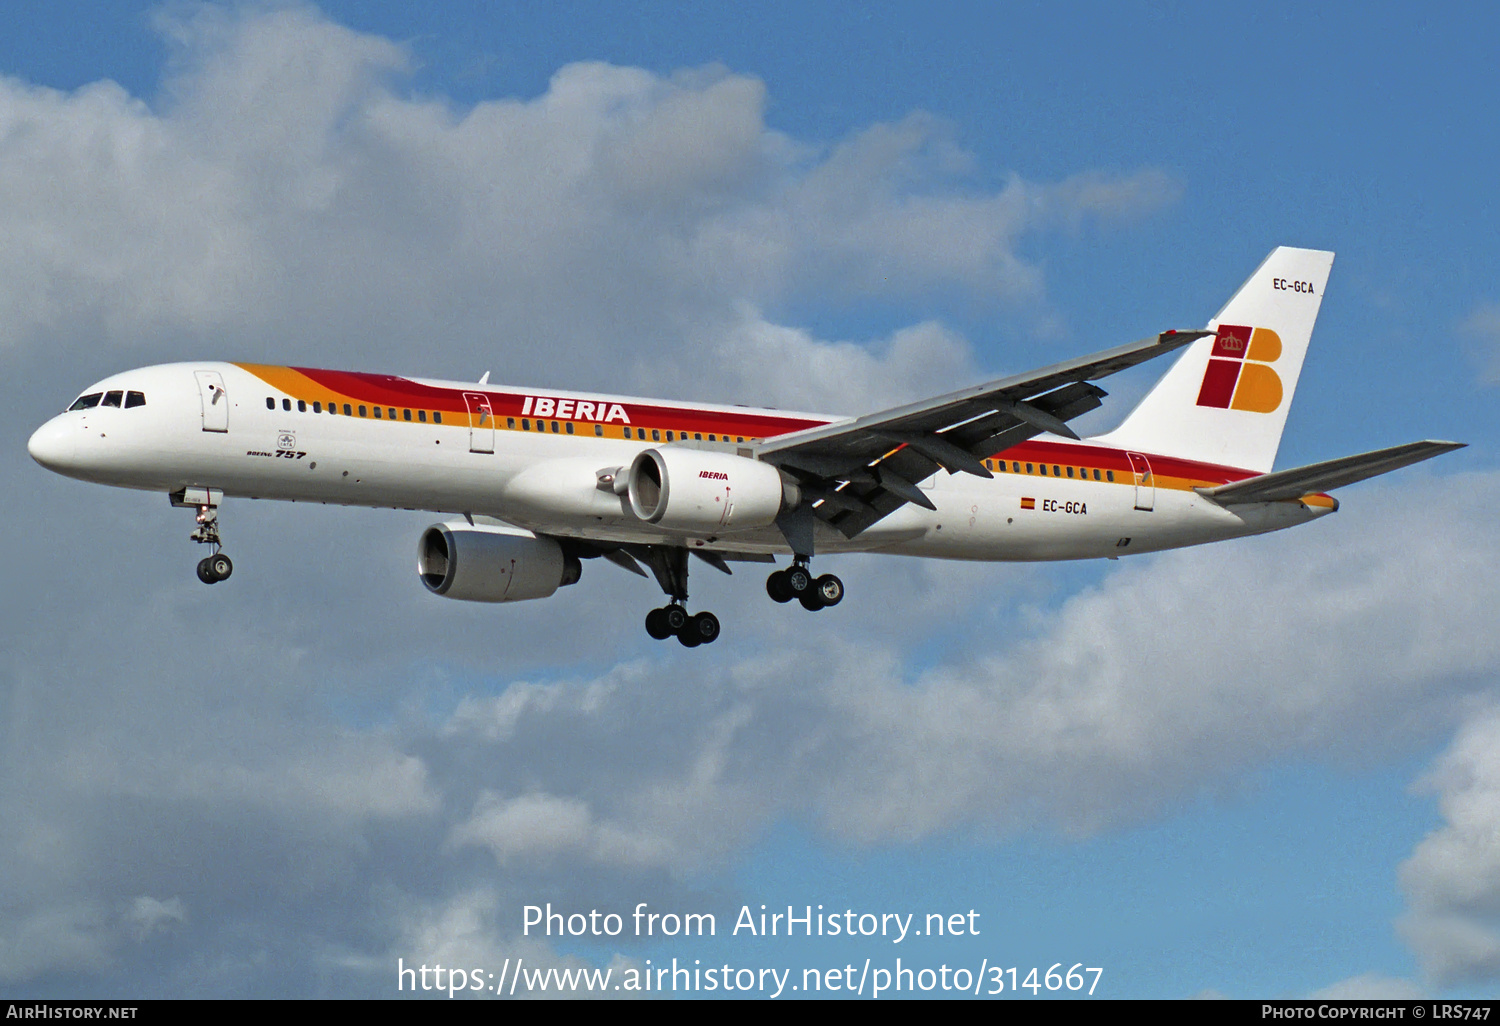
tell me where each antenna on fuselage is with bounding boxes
[478,371,490,385]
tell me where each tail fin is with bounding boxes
[1097,246,1335,472]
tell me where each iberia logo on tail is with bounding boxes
[1195,325,1283,413]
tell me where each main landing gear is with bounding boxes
[636,546,721,647]
[189,503,233,585]
[645,604,721,648]
[766,561,843,611]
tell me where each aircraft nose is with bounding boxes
[27,416,78,472]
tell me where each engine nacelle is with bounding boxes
[627,448,793,533]
[417,522,581,603]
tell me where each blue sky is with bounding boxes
[2,1,1497,1000]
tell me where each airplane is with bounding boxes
[27,247,1462,647]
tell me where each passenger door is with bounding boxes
[463,392,495,454]
[194,370,228,433]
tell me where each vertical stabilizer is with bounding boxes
[1097,247,1334,473]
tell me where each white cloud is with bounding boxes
[0,2,1171,398]
[1399,706,1500,984]
[124,895,187,941]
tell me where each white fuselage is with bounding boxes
[27,362,1333,563]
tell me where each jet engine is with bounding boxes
[417,521,581,602]
[626,448,796,533]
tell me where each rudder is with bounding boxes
[1097,246,1335,473]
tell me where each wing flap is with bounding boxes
[1197,440,1465,505]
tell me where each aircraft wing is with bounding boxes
[755,329,1209,539]
[1196,440,1466,505]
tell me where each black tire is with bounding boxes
[209,554,233,581]
[645,607,673,640]
[785,565,812,595]
[799,591,825,611]
[664,605,689,632]
[766,570,794,603]
[677,628,703,648]
[196,557,218,584]
[814,573,843,607]
[691,611,721,644]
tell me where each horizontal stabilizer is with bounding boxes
[1197,440,1465,505]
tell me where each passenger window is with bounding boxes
[1067,466,1074,478]
[506,417,514,429]
[695,433,702,440]
[1053,466,1060,476]
[737,437,744,443]
[708,434,716,442]
[125,391,146,408]
[282,398,291,411]
[433,412,442,424]
[343,404,352,416]
[551,421,559,433]
[652,429,661,441]
[403,409,412,421]
[1106,470,1115,482]
[265,397,275,410]
[666,431,674,441]
[358,405,367,417]
[373,407,382,418]
[594,424,603,437]
[312,401,321,413]
[522,419,530,431]
[1026,463,1033,473]
[419,411,428,423]
[566,422,574,434]
[329,401,338,414]
[1039,464,1047,476]
[388,408,396,420]
[1012,462,1020,473]
[297,400,306,412]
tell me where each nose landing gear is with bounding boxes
[766,561,843,611]
[172,489,234,584]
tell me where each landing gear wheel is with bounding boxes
[766,569,794,603]
[785,565,813,596]
[645,607,673,640]
[689,611,720,645]
[664,604,689,633]
[814,573,843,607]
[799,591,825,611]
[209,554,233,581]
[196,557,218,584]
[677,627,703,648]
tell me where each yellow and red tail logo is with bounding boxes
[1195,325,1283,413]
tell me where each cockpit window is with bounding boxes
[68,393,103,411]
[101,390,124,408]
[125,391,146,408]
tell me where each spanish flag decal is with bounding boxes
[1020,497,1036,510]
